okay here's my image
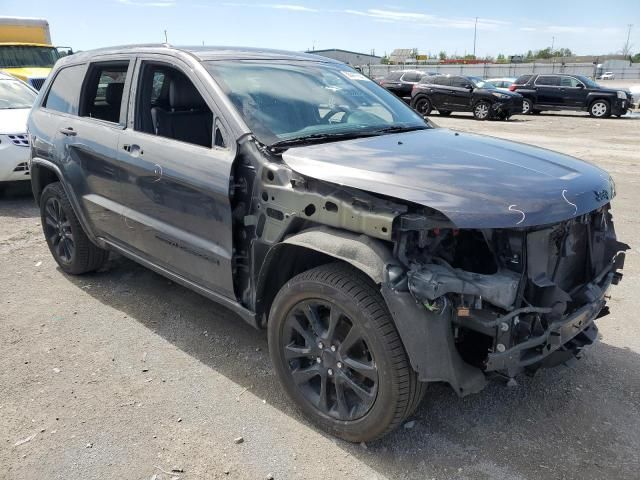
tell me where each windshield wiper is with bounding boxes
[367,125,429,134]
[269,131,380,151]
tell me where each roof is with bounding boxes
[60,44,342,64]
[306,48,381,59]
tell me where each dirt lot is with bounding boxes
[1,111,639,480]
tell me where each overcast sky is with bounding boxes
[3,0,638,57]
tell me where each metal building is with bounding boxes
[306,49,382,66]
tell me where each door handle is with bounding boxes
[59,127,77,136]
[123,144,143,156]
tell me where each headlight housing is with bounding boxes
[617,91,627,100]
[491,92,510,99]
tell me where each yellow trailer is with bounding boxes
[0,17,72,90]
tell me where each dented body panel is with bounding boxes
[282,129,615,228]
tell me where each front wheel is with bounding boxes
[589,99,611,118]
[268,263,425,442]
[411,96,432,116]
[473,101,491,120]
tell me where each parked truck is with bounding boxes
[0,16,72,90]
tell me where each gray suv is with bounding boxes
[28,45,627,442]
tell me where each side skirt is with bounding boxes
[101,238,259,329]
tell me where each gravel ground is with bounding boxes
[1,111,639,480]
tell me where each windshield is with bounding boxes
[576,75,600,88]
[205,61,429,146]
[0,79,37,109]
[470,77,496,89]
[0,45,61,68]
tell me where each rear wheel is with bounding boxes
[522,98,533,115]
[40,182,109,274]
[268,263,425,442]
[412,96,432,116]
[589,99,611,118]
[473,101,491,120]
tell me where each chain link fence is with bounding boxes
[360,63,640,80]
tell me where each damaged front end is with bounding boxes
[385,206,628,394]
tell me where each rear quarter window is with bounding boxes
[514,74,532,85]
[43,64,86,115]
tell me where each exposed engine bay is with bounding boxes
[393,206,628,380]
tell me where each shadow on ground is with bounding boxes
[63,253,640,480]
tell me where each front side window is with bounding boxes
[43,65,86,114]
[401,72,422,82]
[0,79,37,109]
[134,62,213,148]
[205,61,428,147]
[80,62,129,123]
[0,45,61,68]
[451,77,470,88]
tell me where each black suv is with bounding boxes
[510,73,634,117]
[28,45,627,442]
[411,75,523,120]
[377,70,431,103]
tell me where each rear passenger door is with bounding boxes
[448,76,474,110]
[534,75,561,106]
[428,76,451,109]
[116,56,236,298]
[37,57,134,241]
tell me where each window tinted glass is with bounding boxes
[205,61,427,146]
[80,62,129,123]
[514,74,532,85]
[536,75,559,86]
[451,77,469,88]
[433,76,450,86]
[401,72,421,82]
[43,65,85,114]
[561,76,582,87]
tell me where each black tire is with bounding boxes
[522,98,533,115]
[411,96,432,116]
[589,99,611,118]
[268,263,425,442]
[40,182,109,275]
[473,100,491,120]
[438,110,452,116]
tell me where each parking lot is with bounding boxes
[1,111,639,480]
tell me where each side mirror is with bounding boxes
[464,84,473,90]
[577,83,584,89]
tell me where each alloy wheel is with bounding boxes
[282,299,379,421]
[43,197,75,263]
[474,102,490,119]
[415,98,431,115]
[522,99,531,114]
[591,102,607,117]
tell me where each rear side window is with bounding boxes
[514,74,532,85]
[401,72,422,82]
[385,71,403,81]
[43,65,86,114]
[79,62,130,123]
[433,76,451,86]
[536,75,560,86]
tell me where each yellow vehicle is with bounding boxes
[0,16,72,90]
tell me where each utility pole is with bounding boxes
[473,17,478,58]
[164,29,168,44]
[623,24,633,56]
[551,35,555,52]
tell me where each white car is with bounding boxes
[599,72,615,80]
[0,72,37,192]
[485,77,516,91]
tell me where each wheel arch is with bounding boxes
[30,158,100,245]
[255,227,393,327]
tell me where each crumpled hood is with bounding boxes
[282,129,614,228]
[0,108,30,135]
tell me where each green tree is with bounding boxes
[536,47,553,59]
[632,52,640,63]
[525,50,534,61]
[496,53,507,64]
[439,50,447,61]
